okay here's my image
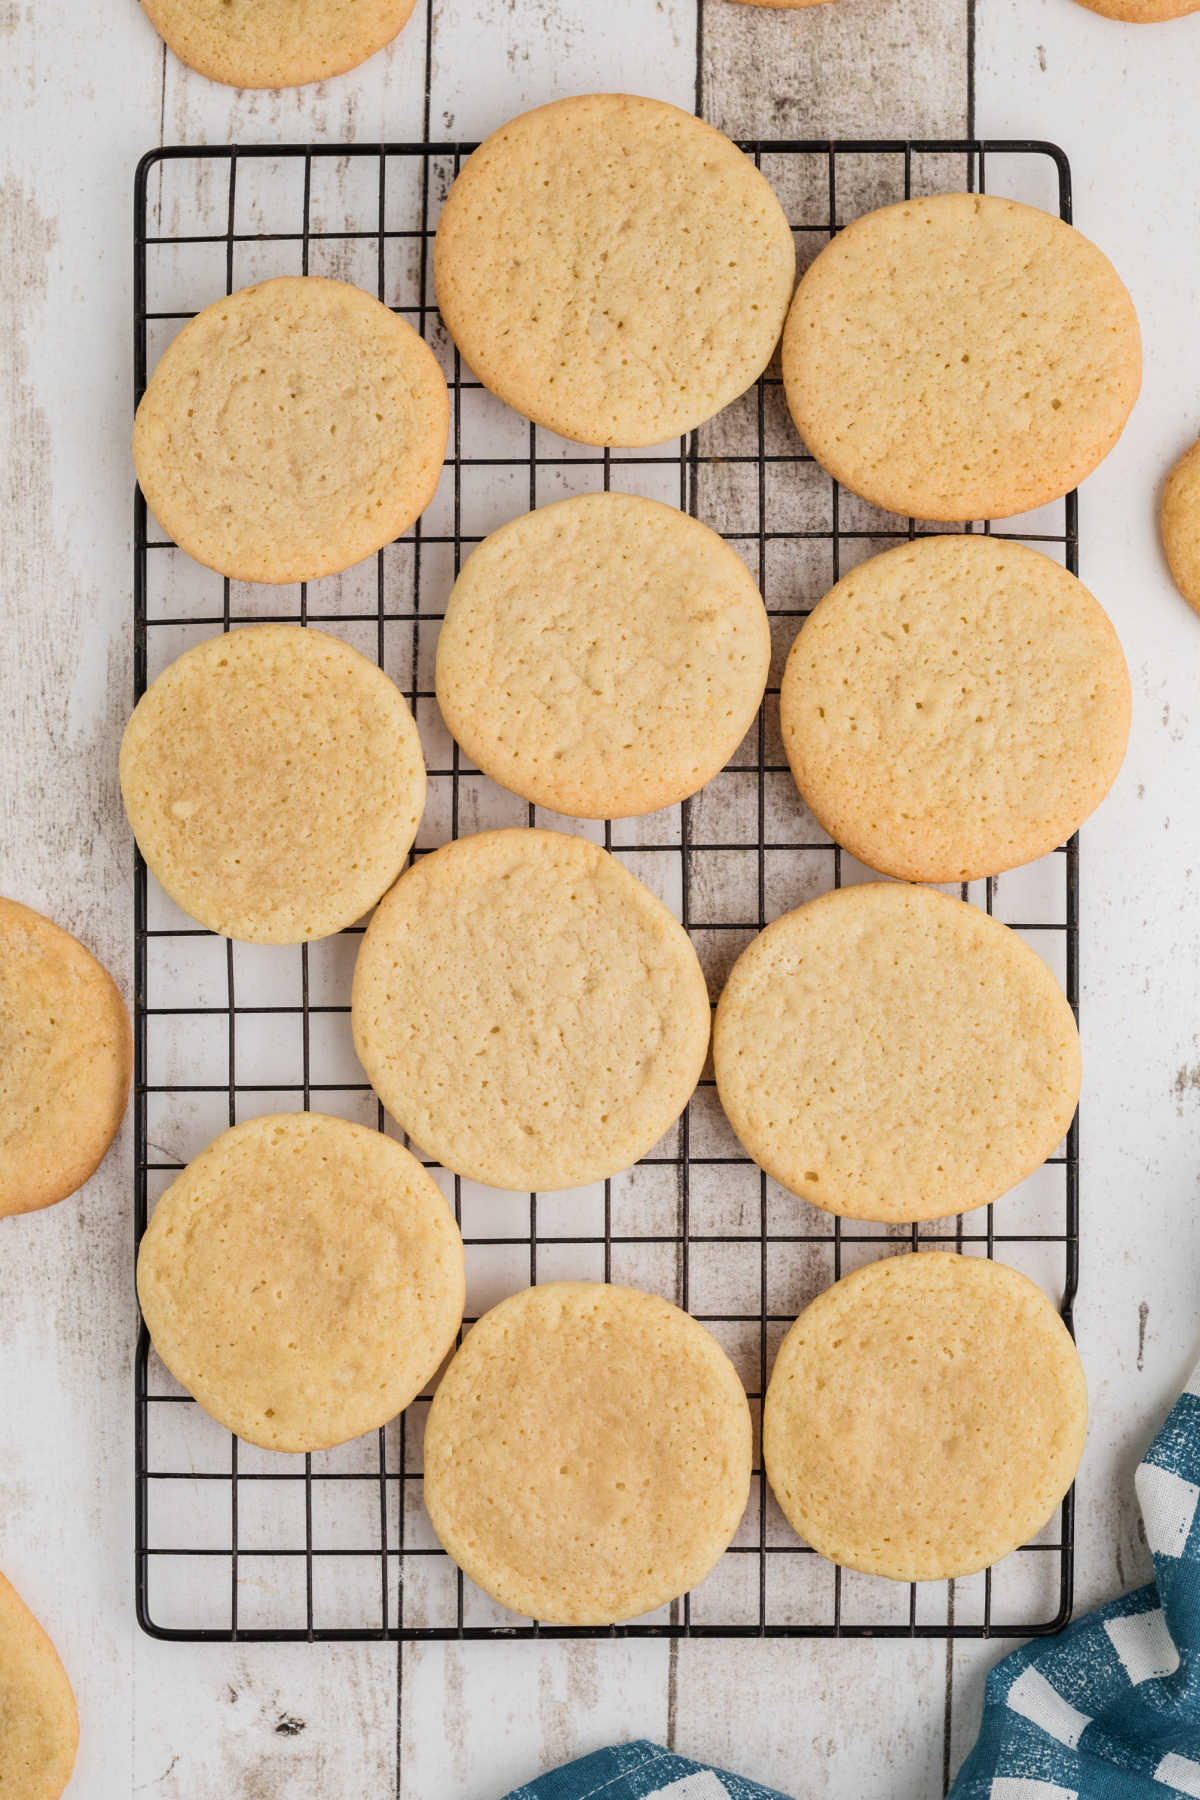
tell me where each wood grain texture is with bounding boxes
[401,1642,671,1797]
[700,0,969,139]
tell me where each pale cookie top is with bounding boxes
[1161,438,1200,614]
[780,536,1131,882]
[782,193,1141,521]
[352,828,711,1191]
[1070,0,1198,19]
[136,1113,465,1453]
[713,882,1080,1223]
[0,1571,78,1800]
[139,0,420,88]
[763,1253,1087,1581]
[120,624,426,944]
[0,899,131,1219]
[133,276,448,583]
[434,94,796,448]
[435,492,771,818]
[423,1282,752,1623]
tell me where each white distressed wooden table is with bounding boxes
[2,1,1199,1795]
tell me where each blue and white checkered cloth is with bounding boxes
[502,1362,1200,1800]
[501,1741,789,1800]
[950,1359,1200,1799]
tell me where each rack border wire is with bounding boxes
[133,137,1080,1645]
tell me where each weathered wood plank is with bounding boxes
[400,1641,671,1797]
[672,1639,949,1797]
[700,0,969,140]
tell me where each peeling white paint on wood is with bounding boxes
[2,0,1200,1796]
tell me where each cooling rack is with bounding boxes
[133,137,1080,1643]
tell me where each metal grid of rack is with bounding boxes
[134,137,1080,1643]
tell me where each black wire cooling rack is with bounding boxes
[133,137,1080,1644]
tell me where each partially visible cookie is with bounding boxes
[1069,0,1198,20]
[713,881,1080,1223]
[352,828,711,1191]
[434,94,795,447]
[435,492,771,818]
[137,1113,465,1453]
[0,1571,78,1800]
[140,0,420,87]
[120,624,425,944]
[423,1282,752,1623]
[1161,438,1200,612]
[133,276,447,582]
[0,899,131,1218]
[782,193,1141,521]
[779,535,1130,881]
[763,1252,1087,1581]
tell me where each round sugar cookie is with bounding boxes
[435,492,771,818]
[433,94,796,448]
[763,1253,1087,1581]
[423,1282,752,1623]
[0,1572,78,1800]
[779,535,1131,882]
[139,0,420,88]
[713,882,1080,1223]
[136,1112,465,1453]
[352,828,710,1190]
[133,276,447,583]
[120,623,426,944]
[1161,438,1200,613]
[1069,0,1198,20]
[781,193,1141,521]
[0,899,131,1219]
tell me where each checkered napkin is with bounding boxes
[501,1740,790,1800]
[950,1359,1200,1799]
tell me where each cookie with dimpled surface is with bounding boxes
[139,0,421,89]
[133,275,447,583]
[0,898,131,1218]
[435,491,771,818]
[433,94,796,448]
[763,1252,1087,1581]
[351,827,711,1191]
[0,1570,78,1800]
[1161,438,1200,613]
[779,534,1130,882]
[423,1281,752,1624]
[119,623,426,945]
[713,881,1080,1223]
[136,1112,465,1453]
[1068,0,1198,22]
[781,192,1141,521]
